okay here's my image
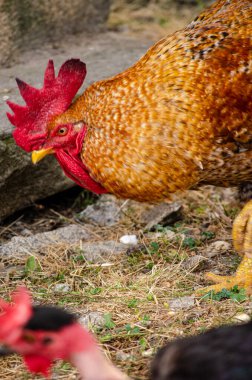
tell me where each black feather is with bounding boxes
[25,306,76,331]
[151,321,252,380]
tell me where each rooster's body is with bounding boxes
[51,0,252,201]
[7,0,252,293]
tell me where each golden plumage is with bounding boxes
[53,0,252,292]
[55,0,252,202]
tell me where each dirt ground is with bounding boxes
[0,1,250,379]
[0,185,250,380]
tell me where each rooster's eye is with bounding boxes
[57,127,68,136]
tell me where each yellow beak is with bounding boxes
[31,148,55,164]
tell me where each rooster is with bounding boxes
[7,0,252,294]
[0,287,129,379]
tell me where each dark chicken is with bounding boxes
[7,0,252,293]
[151,320,252,380]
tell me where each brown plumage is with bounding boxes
[53,0,252,202]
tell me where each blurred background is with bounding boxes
[0,0,213,66]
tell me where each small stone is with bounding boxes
[81,241,129,263]
[53,283,70,293]
[204,241,232,258]
[142,348,154,357]
[169,296,195,311]
[120,235,138,245]
[233,313,250,323]
[20,228,33,237]
[79,312,105,329]
[165,230,176,240]
[141,202,183,231]
[181,255,207,271]
[78,195,121,226]
[116,351,133,361]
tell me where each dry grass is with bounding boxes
[0,186,251,379]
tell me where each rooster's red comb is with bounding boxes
[7,59,86,152]
[0,287,32,344]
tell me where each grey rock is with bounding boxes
[164,230,176,240]
[141,202,183,230]
[169,295,195,311]
[53,283,70,293]
[78,195,122,226]
[116,351,134,361]
[204,240,232,258]
[181,255,207,271]
[81,240,129,263]
[0,224,90,256]
[0,139,72,222]
[20,228,33,237]
[0,33,151,221]
[79,311,105,329]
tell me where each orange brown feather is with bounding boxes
[52,0,252,201]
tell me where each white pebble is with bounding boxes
[120,235,138,245]
[233,313,250,323]
[142,349,154,357]
[116,351,132,361]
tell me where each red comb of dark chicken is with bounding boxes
[0,287,129,380]
[6,0,252,295]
